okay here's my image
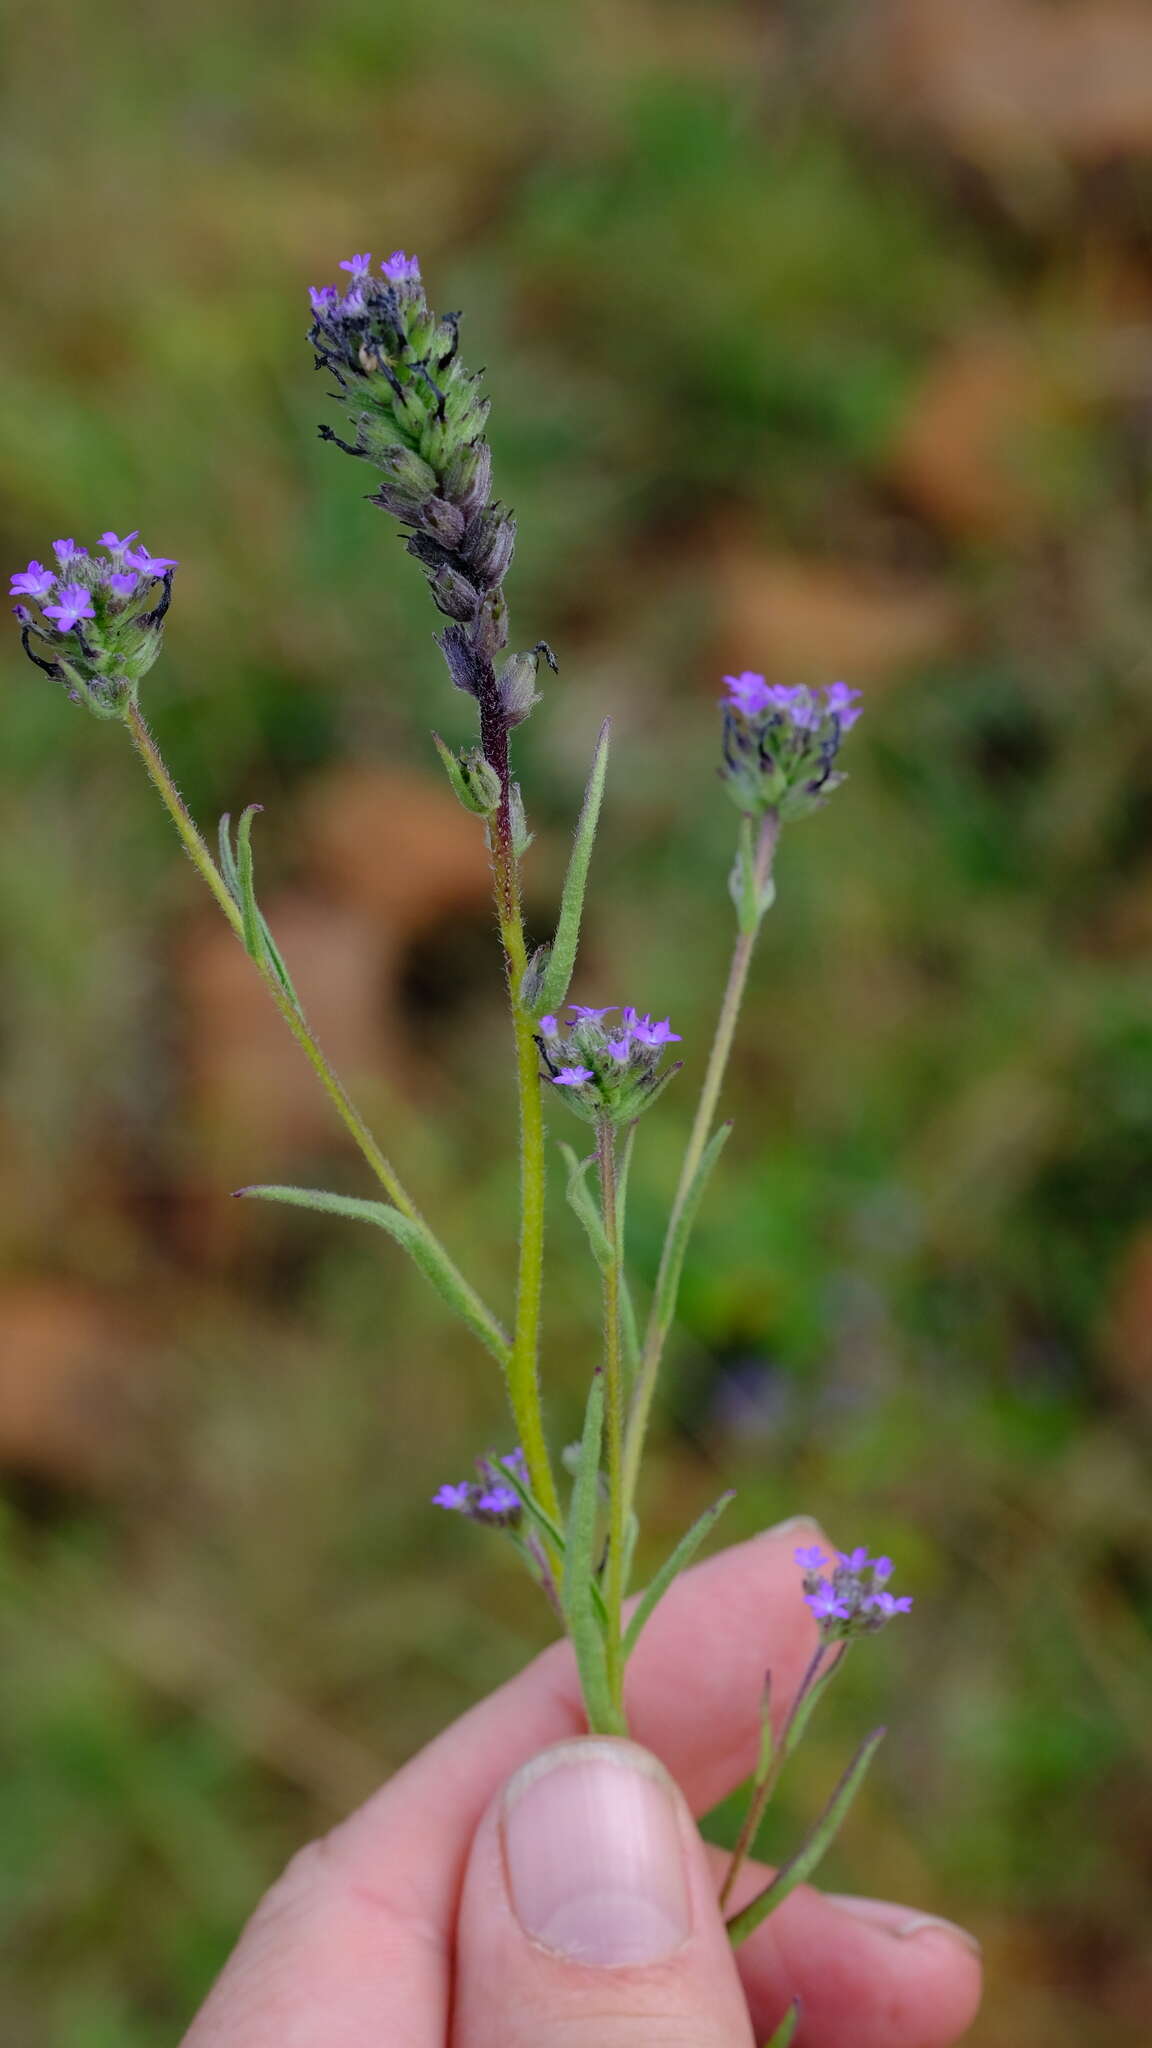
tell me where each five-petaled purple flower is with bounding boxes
[339,253,372,278]
[53,539,88,568]
[106,572,140,599]
[308,285,340,314]
[9,561,56,600]
[100,530,139,552]
[553,1065,595,1087]
[42,583,95,631]
[381,249,421,283]
[124,544,179,576]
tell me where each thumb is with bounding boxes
[452,1737,755,2047]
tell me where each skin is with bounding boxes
[181,1523,982,2047]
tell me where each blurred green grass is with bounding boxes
[2,2,1152,2042]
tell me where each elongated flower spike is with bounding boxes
[539,1003,682,1126]
[721,672,862,821]
[308,249,547,734]
[9,528,177,719]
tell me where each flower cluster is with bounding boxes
[720,672,862,821]
[309,249,547,729]
[10,531,177,717]
[796,1543,913,1643]
[538,1004,683,1127]
[433,1447,527,1528]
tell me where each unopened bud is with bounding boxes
[462,503,516,590]
[431,732,502,815]
[442,438,492,519]
[428,562,480,621]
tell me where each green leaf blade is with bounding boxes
[236,1185,511,1369]
[727,1728,886,1948]
[622,1491,735,1661]
[533,720,610,1018]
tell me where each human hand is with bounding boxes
[181,1522,982,2046]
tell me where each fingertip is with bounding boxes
[739,1886,983,2048]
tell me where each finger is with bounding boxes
[182,1519,821,2045]
[453,1737,755,2048]
[710,1850,983,2048]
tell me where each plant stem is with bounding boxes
[621,809,779,1516]
[478,696,562,1537]
[719,1643,826,1910]
[596,1116,627,1717]
[125,700,422,1225]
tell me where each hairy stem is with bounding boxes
[125,701,433,1231]
[479,700,562,1538]
[596,1117,627,1717]
[621,810,779,1518]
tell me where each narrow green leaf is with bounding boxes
[761,1998,801,2047]
[561,1373,620,1732]
[784,1646,846,1760]
[727,1728,886,1947]
[533,720,610,1017]
[622,1491,735,1660]
[235,803,265,963]
[654,1120,733,1332]
[217,812,240,899]
[236,1185,511,1369]
[560,1142,611,1272]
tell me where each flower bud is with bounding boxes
[432,733,502,816]
[441,438,492,519]
[428,562,481,621]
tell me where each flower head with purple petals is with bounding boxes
[720,672,863,822]
[10,526,178,715]
[537,1002,683,1126]
[433,1449,527,1530]
[796,1543,913,1643]
[339,252,372,278]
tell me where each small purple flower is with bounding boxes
[106,572,140,599]
[309,285,340,314]
[99,529,139,552]
[794,1544,827,1571]
[42,583,96,631]
[432,1482,472,1512]
[865,1590,914,1619]
[381,249,421,284]
[53,538,88,568]
[476,1485,520,1517]
[538,1014,560,1037]
[806,1584,851,1623]
[340,287,366,316]
[339,252,372,277]
[632,1015,682,1048]
[124,545,179,576]
[837,1547,872,1572]
[605,1035,632,1063]
[568,1005,616,1022]
[826,681,863,729]
[552,1065,595,1087]
[870,1555,894,1585]
[9,561,56,600]
[724,670,773,717]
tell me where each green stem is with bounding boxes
[125,701,423,1225]
[596,1116,627,1718]
[719,1643,827,1911]
[488,824,563,1538]
[621,809,779,1517]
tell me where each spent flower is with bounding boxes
[721,672,862,821]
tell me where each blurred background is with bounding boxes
[2,1,1152,2041]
